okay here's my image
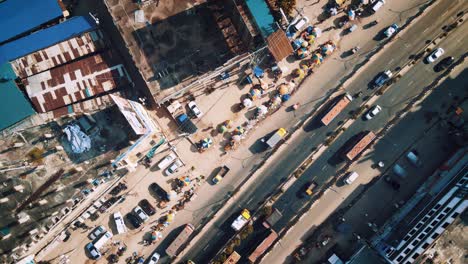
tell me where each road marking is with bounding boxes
[321,165,328,171]
[423,28,429,33]
[388,58,394,64]
[246,197,254,204]
[408,80,414,86]
[202,244,210,251]
[309,132,316,137]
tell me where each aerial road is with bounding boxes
[180,0,468,262]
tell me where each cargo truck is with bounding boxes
[345,131,376,160]
[231,209,251,231]
[166,223,194,257]
[321,93,353,126]
[264,128,287,148]
[212,165,230,184]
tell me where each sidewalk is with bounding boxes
[260,59,467,264]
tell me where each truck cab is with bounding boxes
[212,165,230,184]
[231,209,251,231]
[304,182,318,196]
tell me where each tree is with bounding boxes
[233,237,241,246]
[277,0,297,16]
[263,206,273,217]
[27,147,44,163]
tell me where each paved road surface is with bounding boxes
[182,0,468,262]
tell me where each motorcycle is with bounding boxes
[351,46,360,54]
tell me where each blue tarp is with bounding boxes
[245,0,277,38]
[0,15,97,64]
[0,63,35,131]
[0,0,63,44]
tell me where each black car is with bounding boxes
[150,183,170,202]
[384,175,401,190]
[434,56,454,72]
[126,213,142,228]
[139,199,156,216]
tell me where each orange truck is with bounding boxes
[345,131,376,161]
[321,93,353,126]
[166,224,194,257]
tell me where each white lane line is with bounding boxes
[321,165,328,171]
[202,244,211,251]
[408,80,414,86]
[246,197,254,204]
[423,28,429,33]
[388,58,395,64]
[309,132,316,137]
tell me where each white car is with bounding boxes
[88,225,106,240]
[188,101,203,118]
[164,159,183,175]
[157,153,176,170]
[289,16,310,32]
[426,48,444,63]
[134,206,149,222]
[365,105,382,120]
[148,252,160,264]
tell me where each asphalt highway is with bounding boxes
[182,0,468,262]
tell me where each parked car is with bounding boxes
[373,70,393,88]
[188,101,203,118]
[134,206,149,222]
[148,253,161,264]
[150,183,170,202]
[139,199,156,216]
[406,150,422,167]
[88,225,106,240]
[289,16,310,32]
[109,183,127,196]
[85,243,101,259]
[384,175,401,190]
[157,153,176,170]
[434,56,454,72]
[365,105,382,120]
[383,23,398,38]
[165,159,183,175]
[126,213,142,228]
[426,48,445,63]
[393,164,407,178]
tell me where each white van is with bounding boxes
[406,151,422,167]
[393,164,407,178]
[344,171,359,185]
[93,231,113,249]
[157,153,176,170]
[371,0,385,13]
[113,212,127,234]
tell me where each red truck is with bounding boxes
[345,131,376,161]
[321,93,353,126]
[166,224,194,257]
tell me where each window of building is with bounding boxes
[431,233,439,239]
[434,204,441,209]
[418,233,425,239]
[404,248,411,254]
[442,222,450,228]
[416,223,423,228]
[422,243,430,249]
[425,227,432,233]
[452,212,460,218]
[413,252,420,259]
[444,207,451,213]
[397,256,404,262]
[412,239,420,246]
[404,235,411,240]
[422,216,429,222]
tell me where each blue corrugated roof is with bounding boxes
[0,63,35,131]
[0,0,63,44]
[0,16,97,64]
[245,0,277,38]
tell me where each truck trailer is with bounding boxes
[321,93,353,126]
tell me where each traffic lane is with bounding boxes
[271,21,468,227]
[344,0,466,95]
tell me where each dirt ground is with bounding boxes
[422,211,468,264]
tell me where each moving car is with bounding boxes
[157,153,176,170]
[188,101,203,118]
[426,48,444,63]
[373,70,393,88]
[384,175,401,190]
[304,181,318,197]
[85,242,101,259]
[126,213,142,228]
[434,56,454,72]
[165,159,183,175]
[134,206,149,222]
[148,252,161,264]
[365,105,382,120]
[393,164,407,178]
[383,23,398,38]
[406,150,422,167]
[139,199,156,215]
[88,225,106,240]
[212,165,230,184]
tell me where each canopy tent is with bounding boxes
[321,42,336,56]
[348,10,355,20]
[293,68,305,79]
[311,53,323,65]
[257,105,268,115]
[243,98,253,107]
[200,137,213,149]
[282,94,291,102]
[253,66,264,78]
[232,135,242,142]
[306,26,322,38]
[250,88,263,99]
[296,47,309,59]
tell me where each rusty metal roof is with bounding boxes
[10,30,106,79]
[266,29,293,62]
[23,51,131,113]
